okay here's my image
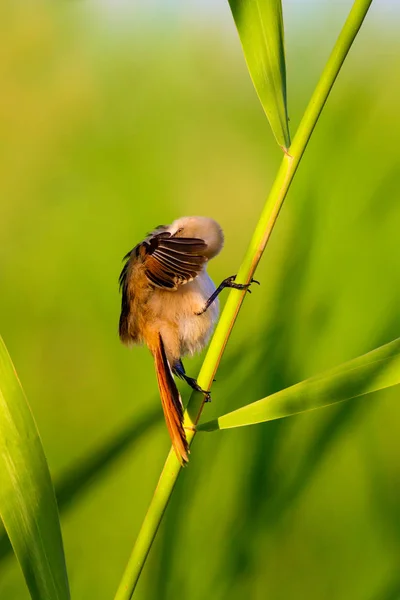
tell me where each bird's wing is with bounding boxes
[118,246,139,342]
[142,232,207,289]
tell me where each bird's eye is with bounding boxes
[173,228,184,237]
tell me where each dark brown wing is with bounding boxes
[143,232,207,289]
[118,245,140,342]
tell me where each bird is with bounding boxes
[118,216,255,464]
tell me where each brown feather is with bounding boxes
[144,233,207,290]
[118,248,135,342]
[153,333,189,464]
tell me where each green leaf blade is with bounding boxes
[198,338,400,431]
[229,0,290,149]
[0,337,70,600]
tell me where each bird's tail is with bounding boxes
[152,333,189,464]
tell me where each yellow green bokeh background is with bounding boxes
[1,1,400,598]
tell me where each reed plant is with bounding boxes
[2,1,395,599]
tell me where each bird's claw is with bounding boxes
[204,391,212,403]
[195,275,260,317]
[228,275,260,293]
[245,278,260,294]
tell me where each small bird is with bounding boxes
[119,216,255,464]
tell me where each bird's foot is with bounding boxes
[195,275,260,315]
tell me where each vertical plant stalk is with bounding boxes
[114,1,373,598]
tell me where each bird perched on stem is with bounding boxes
[119,216,256,464]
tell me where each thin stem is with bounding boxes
[113,1,373,598]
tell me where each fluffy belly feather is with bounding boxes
[148,270,219,357]
[178,273,219,356]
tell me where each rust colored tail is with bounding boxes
[153,334,189,464]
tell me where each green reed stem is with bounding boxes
[113,1,373,598]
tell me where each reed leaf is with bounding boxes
[198,337,400,431]
[0,336,70,600]
[228,0,290,149]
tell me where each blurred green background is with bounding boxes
[1,1,400,599]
